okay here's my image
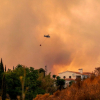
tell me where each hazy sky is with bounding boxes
[0,0,100,75]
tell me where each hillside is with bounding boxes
[34,74,100,100]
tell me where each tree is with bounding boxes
[94,67,100,76]
[37,72,57,95]
[53,75,57,89]
[63,76,66,79]
[5,65,48,100]
[5,64,26,99]
[38,68,45,77]
[0,58,4,90]
[5,71,22,99]
[39,68,45,73]
[13,66,14,70]
[5,65,6,72]
[57,79,65,91]
[2,74,6,100]
[53,75,56,80]
[56,76,65,91]
[56,76,60,80]
[0,58,4,73]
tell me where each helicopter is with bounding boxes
[44,34,50,38]
[40,34,50,46]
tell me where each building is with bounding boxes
[58,69,92,88]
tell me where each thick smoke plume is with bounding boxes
[0,0,100,75]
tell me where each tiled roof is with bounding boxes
[83,72,92,74]
[65,78,75,81]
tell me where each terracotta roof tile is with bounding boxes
[65,78,75,81]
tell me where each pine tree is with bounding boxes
[2,74,6,100]
[5,65,6,72]
[0,58,4,90]
[0,58,4,73]
[13,66,14,70]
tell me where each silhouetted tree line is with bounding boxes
[0,58,6,100]
[0,58,65,100]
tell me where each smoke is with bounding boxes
[0,0,100,75]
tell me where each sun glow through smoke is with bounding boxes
[0,0,100,75]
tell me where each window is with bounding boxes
[76,76,81,79]
[69,76,71,78]
[63,76,66,79]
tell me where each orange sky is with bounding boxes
[0,0,100,75]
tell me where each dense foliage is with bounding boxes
[37,72,57,95]
[56,76,65,91]
[34,74,97,100]
[0,62,60,100]
[4,64,47,99]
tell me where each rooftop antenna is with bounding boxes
[45,65,47,75]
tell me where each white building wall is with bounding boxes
[58,71,83,79]
[58,71,89,88]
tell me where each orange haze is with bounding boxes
[0,0,100,75]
